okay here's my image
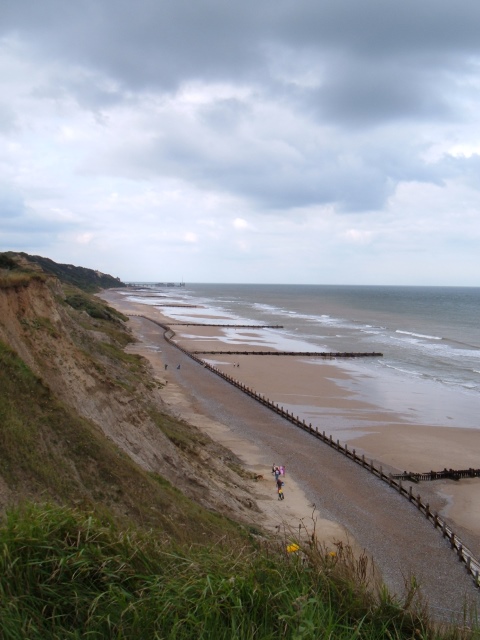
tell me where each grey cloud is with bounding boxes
[0,103,17,133]
[3,0,480,125]
[85,107,442,212]
[304,55,455,127]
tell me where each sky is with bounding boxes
[1,1,480,285]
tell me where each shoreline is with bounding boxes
[99,288,480,613]
[104,289,480,548]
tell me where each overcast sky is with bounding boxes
[1,1,480,285]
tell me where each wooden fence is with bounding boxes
[131,314,480,589]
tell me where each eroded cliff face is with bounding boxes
[0,278,175,471]
[0,278,258,524]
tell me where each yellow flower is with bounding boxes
[286,543,300,553]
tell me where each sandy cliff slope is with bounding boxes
[0,277,267,532]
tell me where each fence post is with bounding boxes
[442,521,447,538]
[425,503,430,519]
[416,494,421,510]
[362,454,365,468]
[398,479,402,493]
[389,474,392,487]
[433,512,438,528]
[370,459,374,472]
[408,486,413,501]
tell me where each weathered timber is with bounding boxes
[168,323,284,328]
[190,350,383,357]
[393,468,480,482]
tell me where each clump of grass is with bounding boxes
[64,291,127,322]
[0,503,475,639]
[0,270,47,289]
[150,409,209,452]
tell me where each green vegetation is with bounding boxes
[20,253,126,291]
[0,269,47,289]
[2,503,468,640]
[1,251,125,292]
[0,254,17,270]
[65,290,128,322]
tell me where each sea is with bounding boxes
[125,284,480,431]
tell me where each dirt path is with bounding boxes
[103,294,480,623]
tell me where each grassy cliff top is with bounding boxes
[1,251,125,292]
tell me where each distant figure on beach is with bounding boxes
[177,364,180,369]
[164,364,168,370]
[274,466,281,482]
[279,465,285,476]
[276,477,283,491]
[278,487,284,500]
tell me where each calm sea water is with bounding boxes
[127,284,480,429]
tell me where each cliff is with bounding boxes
[3,252,126,292]
[0,259,259,541]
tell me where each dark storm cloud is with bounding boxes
[3,0,480,126]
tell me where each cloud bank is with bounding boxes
[1,0,479,284]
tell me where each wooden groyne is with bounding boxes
[168,323,284,328]
[192,350,383,357]
[393,468,480,483]
[154,304,200,308]
[130,313,480,589]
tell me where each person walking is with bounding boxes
[276,476,284,500]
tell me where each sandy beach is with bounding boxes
[99,288,480,617]
[160,303,480,546]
